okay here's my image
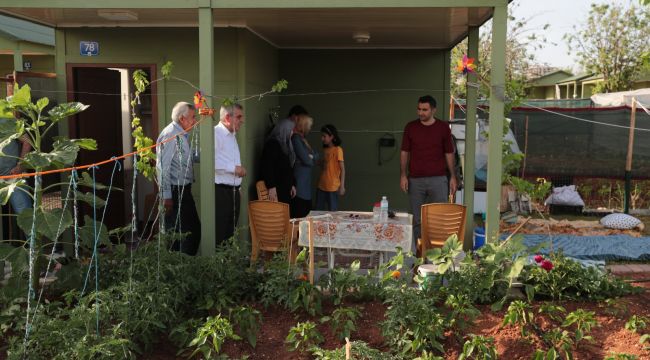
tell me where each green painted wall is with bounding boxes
[279,49,449,213]
[237,29,279,235]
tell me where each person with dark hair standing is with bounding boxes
[267,105,309,167]
[156,101,201,255]
[316,124,345,211]
[261,119,296,204]
[400,95,457,249]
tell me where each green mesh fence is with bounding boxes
[509,106,650,179]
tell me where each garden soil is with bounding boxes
[142,272,650,360]
[501,217,646,237]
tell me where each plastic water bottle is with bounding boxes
[373,202,381,221]
[380,196,389,222]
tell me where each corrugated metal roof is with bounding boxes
[0,14,54,46]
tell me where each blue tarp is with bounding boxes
[519,234,650,261]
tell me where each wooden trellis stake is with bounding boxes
[308,217,315,285]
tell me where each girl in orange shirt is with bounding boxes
[316,124,345,211]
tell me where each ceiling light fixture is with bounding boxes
[352,31,370,44]
[97,10,139,21]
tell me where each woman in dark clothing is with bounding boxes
[261,121,296,204]
[291,114,317,218]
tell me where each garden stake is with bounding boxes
[345,337,351,359]
[624,98,637,214]
[503,216,531,243]
[309,217,315,285]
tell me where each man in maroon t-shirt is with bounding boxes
[400,95,458,249]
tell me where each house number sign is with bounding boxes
[80,41,100,56]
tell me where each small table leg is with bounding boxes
[328,247,335,270]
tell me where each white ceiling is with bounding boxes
[1,7,494,49]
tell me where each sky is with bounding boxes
[509,0,635,72]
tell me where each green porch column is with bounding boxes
[463,25,479,250]
[198,4,216,255]
[54,28,74,255]
[485,4,507,242]
[13,45,23,72]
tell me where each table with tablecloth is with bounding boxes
[298,211,413,269]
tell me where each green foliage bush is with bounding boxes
[285,321,323,353]
[312,340,401,360]
[521,252,638,300]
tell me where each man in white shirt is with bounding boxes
[214,103,246,245]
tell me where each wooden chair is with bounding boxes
[418,203,467,259]
[255,180,271,201]
[248,200,298,264]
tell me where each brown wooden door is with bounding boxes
[70,67,125,230]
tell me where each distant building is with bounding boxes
[0,14,55,98]
[524,64,559,80]
[525,70,573,100]
[527,70,650,100]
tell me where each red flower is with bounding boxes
[534,255,544,263]
[540,260,554,272]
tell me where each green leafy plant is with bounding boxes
[639,334,650,350]
[562,309,597,346]
[258,251,303,309]
[130,69,156,179]
[508,176,552,212]
[0,83,95,297]
[285,321,323,353]
[604,354,638,360]
[288,279,323,316]
[601,298,630,319]
[538,303,566,323]
[458,335,498,360]
[444,294,480,335]
[425,234,464,275]
[229,305,262,348]
[502,300,534,338]
[311,340,400,360]
[625,315,649,334]
[443,236,531,312]
[321,260,367,305]
[187,315,240,359]
[321,306,362,341]
[521,252,638,301]
[542,328,574,360]
[531,348,558,360]
[381,285,445,356]
[168,318,203,351]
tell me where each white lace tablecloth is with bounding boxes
[298,211,413,252]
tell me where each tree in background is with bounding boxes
[565,3,650,94]
[450,2,549,113]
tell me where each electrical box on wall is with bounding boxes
[378,137,395,147]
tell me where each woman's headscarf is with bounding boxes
[267,118,296,166]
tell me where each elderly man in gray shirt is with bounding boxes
[156,102,201,255]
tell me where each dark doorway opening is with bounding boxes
[68,64,158,233]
